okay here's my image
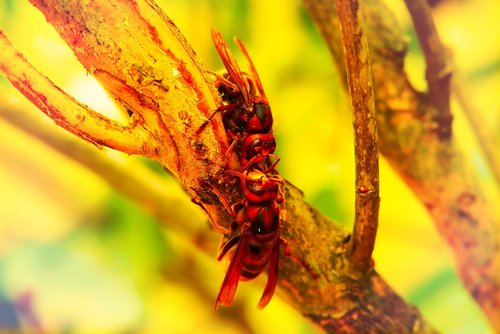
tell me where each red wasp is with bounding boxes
[215,170,284,309]
[207,29,286,309]
[210,28,271,137]
[206,28,280,173]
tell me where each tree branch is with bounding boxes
[336,0,380,273]
[28,0,229,179]
[406,0,500,186]
[403,0,453,140]
[0,31,148,155]
[1,0,438,332]
[304,0,500,330]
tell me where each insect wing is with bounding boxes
[257,238,280,309]
[215,231,251,309]
[211,28,251,106]
[234,37,267,100]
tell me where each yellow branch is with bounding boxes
[0,31,148,155]
[26,0,228,178]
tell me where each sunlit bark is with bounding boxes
[336,0,380,273]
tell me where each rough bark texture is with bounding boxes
[336,0,380,273]
[0,0,442,332]
[304,0,500,330]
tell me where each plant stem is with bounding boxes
[403,0,453,140]
[337,0,380,273]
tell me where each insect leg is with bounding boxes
[263,154,281,174]
[210,186,237,216]
[217,235,241,261]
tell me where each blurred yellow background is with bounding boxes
[1,0,499,333]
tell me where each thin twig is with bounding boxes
[0,31,148,155]
[406,0,500,186]
[336,0,380,273]
[403,0,453,139]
